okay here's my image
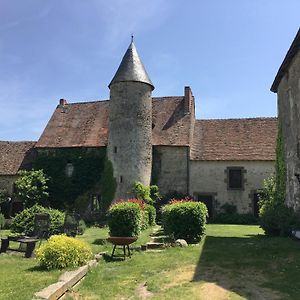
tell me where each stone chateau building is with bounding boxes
[271,27,300,212]
[0,40,277,218]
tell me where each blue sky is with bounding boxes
[0,0,299,141]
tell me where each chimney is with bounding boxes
[59,99,67,106]
[184,86,193,113]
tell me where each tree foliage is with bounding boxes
[15,170,49,207]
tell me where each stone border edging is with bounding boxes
[33,253,104,300]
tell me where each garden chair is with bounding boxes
[0,212,50,258]
[63,211,80,237]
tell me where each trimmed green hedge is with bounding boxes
[11,204,64,236]
[107,202,142,237]
[145,204,156,226]
[162,201,208,243]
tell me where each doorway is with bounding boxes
[197,194,214,221]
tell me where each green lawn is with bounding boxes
[72,225,300,300]
[0,249,62,300]
[1,225,300,299]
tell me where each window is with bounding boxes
[227,167,244,190]
[120,176,123,183]
[114,146,118,153]
[65,162,74,177]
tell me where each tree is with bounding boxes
[15,170,49,208]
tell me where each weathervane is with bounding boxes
[131,33,134,43]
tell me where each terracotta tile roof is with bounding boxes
[0,141,36,175]
[152,97,191,146]
[36,97,192,148]
[271,27,300,92]
[37,101,110,148]
[191,118,277,161]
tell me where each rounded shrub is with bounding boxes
[162,201,208,243]
[107,201,142,237]
[36,235,92,269]
[11,204,64,236]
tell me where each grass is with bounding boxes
[0,225,155,300]
[1,224,300,299]
[0,248,62,300]
[71,225,300,300]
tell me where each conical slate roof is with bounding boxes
[109,41,154,90]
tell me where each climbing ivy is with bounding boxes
[33,148,107,210]
[99,158,117,211]
[275,123,286,203]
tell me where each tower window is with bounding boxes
[120,176,123,183]
[114,146,118,153]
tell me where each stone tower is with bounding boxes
[108,40,154,199]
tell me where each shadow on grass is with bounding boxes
[102,252,134,262]
[92,238,108,245]
[27,265,47,272]
[192,234,300,299]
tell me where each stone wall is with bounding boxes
[189,160,275,215]
[152,146,189,195]
[0,175,16,195]
[108,81,153,199]
[277,51,300,211]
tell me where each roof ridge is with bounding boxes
[196,117,277,121]
[64,99,109,105]
[0,140,36,143]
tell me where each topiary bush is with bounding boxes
[162,201,208,243]
[145,204,156,226]
[107,201,142,237]
[11,204,64,236]
[36,235,92,269]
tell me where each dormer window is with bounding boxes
[65,162,74,177]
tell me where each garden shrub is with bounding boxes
[213,203,257,224]
[259,175,300,236]
[11,204,64,236]
[36,235,92,269]
[133,182,161,206]
[162,201,208,243]
[258,123,300,236]
[145,204,156,226]
[259,199,299,236]
[0,213,4,229]
[107,201,142,237]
